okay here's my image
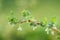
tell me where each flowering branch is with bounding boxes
[8,10,60,35]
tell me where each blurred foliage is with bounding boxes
[0,0,60,40]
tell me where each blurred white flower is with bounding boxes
[53,24,56,26]
[32,27,37,31]
[45,27,49,34]
[17,27,22,31]
[45,27,54,35]
[45,27,48,31]
[51,31,54,35]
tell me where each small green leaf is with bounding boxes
[51,17,56,24]
[21,9,31,17]
[40,17,47,27]
[42,17,47,24]
[8,10,18,24]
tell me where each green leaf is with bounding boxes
[21,9,31,17]
[51,17,56,24]
[8,10,18,24]
[41,17,47,25]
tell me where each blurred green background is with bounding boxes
[0,0,60,40]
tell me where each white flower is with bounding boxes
[45,27,49,34]
[53,24,56,26]
[51,31,54,35]
[45,28,54,35]
[17,27,22,31]
[32,27,37,31]
[45,27,48,32]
